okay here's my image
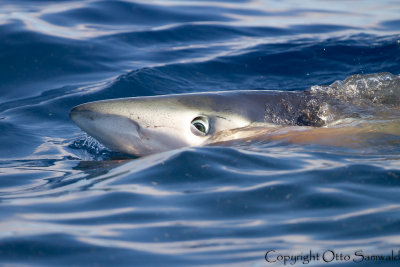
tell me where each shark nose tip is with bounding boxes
[69,106,78,121]
[69,105,83,121]
[69,103,93,119]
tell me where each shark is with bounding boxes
[70,90,323,156]
[69,73,400,156]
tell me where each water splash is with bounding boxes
[69,134,136,161]
[68,134,112,160]
[310,72,400,105]
[264,72,400,127]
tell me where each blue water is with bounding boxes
[1,0,400,266]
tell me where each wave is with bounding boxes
[1,1,400,265]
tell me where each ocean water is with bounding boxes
[0,0,400,266]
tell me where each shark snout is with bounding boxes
[69,104,95,124]
[69,102,147,155]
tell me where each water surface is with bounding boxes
[0,0,400,266]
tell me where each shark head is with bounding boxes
[70,91,268,156]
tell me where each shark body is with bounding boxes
[69,73,400,157]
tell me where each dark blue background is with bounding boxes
[0,0,399,266]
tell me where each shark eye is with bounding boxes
[190,116,209,136]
